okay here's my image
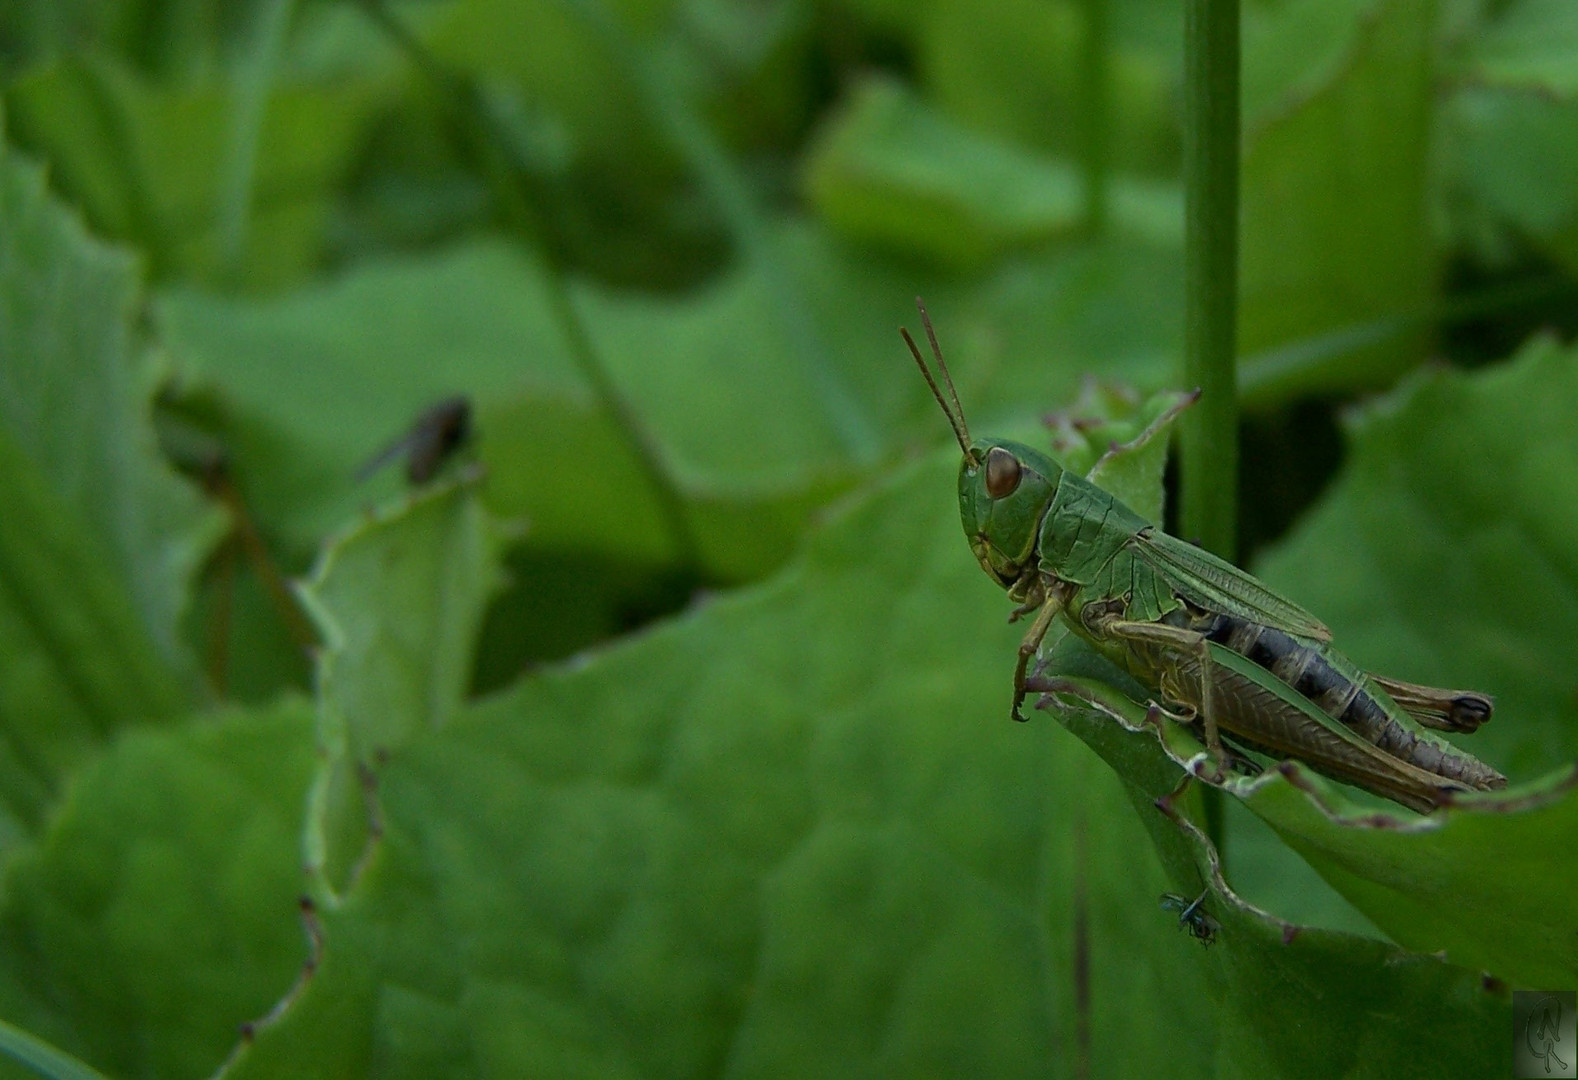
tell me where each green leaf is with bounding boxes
[0,432,185,837]
[1460,0,1578,99]
[3,51,387,289]
[221,447,1212,1078]
[0,121,204,833]
[0,116,213,658]
[217,402,1503,1077]
[1050,655,1577,989]
[156,241,604,551]
[917,0,1180,176]
[1237,0,1437,404]
[1437,0,1578,273]
[1437,87,1578,273]
[0,700,317,1080]
[1048,686,1508,1075]
[1257,337,1578,770]
[803,77,1181,271]
[156,226,1180,585]
[424,0,667,174]
[296,475,503,891]
[1244,335,1578,984]
[301,475,501,753]
[1242,766,1578,988]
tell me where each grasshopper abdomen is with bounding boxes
[1161,608,1505,791]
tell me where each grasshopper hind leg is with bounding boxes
[1148,693,1264,779]
[1369,674,1493,733]
[1090,615,1232,770]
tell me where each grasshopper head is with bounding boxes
[901,299,1063,594]
[959,438,1062,590]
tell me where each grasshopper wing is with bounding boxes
[1131,529,1332,642]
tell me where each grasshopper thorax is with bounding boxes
[960,438,1063,591]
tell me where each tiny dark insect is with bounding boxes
[1159,891,1221,946]
[356,396,472,485]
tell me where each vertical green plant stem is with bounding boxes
[1079,0,1110,236]
[1180,0,1240,857]
[1180,0,1240,556]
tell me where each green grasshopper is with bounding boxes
[901,301,1506,814]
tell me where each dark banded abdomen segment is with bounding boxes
[1161,609,1505,790]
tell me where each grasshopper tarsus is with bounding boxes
[1371,676,1494,733]
[1454,695,1493,730]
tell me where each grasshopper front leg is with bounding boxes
[1010,580,1070,723]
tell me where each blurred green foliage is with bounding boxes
[1,0,1576,1077]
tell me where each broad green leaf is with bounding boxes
[947,247,1179,423]
[1047,659,1577,990]
[918,0,1180,176]
[1050,688,1507,1077]
[0,123,203,834]
[575,227,1179,582]
[0,118,213,660]
[3,50,387,289]
[296,475,503,890]
[1240,0,1373,120]
[218,403,1503,1078]
[1242,766,1578,988]
[1237,0,1437,405]
[1256,337,1578,771]
[803,77,1181,271]
[156,241,608,553]
[424,0,672,172]
[156,226,1179,581]
[0,700,317,1080]
[1440,0,1578,270]
[1459,0,1578,99]
[427,0,812,164]
[417,0,814,292]
[222,447,1215,1079]
[1436,87,1578,274]
[0,433,186,839]
[1241,336,1578,983]
[300,475,501,752]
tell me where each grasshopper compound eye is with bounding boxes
[985,446,1022,499]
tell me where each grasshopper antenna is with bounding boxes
[902,297,978,466]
